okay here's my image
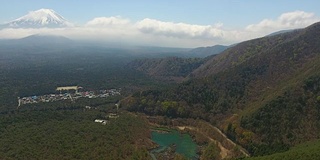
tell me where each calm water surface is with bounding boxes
[151,130,198,159]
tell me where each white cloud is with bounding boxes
[85,16,130,27]
[246,11,320,34]
[0,11,319,47]
[135,18,225,39]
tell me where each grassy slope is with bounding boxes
[244,139,320,160]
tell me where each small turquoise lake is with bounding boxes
[151,130,198,159]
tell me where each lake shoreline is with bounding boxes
[150,128,199,160]
[138,114,249,159]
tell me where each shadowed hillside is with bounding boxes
[127,57,204,82]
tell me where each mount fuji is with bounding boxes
[1,9,73,28]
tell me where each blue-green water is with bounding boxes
[151,130,198,159]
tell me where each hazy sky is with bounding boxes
[0,0,319,47]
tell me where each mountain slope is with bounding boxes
[127,57,204,82]
[1,9,72,28]
[265,29,299,37]
[123,22,320,156]
[190,28,304,78]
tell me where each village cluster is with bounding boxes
[18,86,121,106]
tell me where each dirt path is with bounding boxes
[177,125,249,159]
[211,126,250,157]
[177,126,229,159]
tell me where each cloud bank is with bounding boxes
[246,11,319,33]
[0,11,319,47]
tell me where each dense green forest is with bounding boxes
[240,74,320,156]
[0,43,201,159]
[0,105,152,159]
[0,45,166,159]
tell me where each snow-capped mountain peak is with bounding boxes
[5,8,73,28]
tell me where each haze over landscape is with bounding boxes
[1,0,319,47]
[1,1,320,160]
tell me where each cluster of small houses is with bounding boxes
[18,86,121,125]
[18,86,121,106]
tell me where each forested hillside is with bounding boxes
[127,57,204,82]
[123,22,320,156]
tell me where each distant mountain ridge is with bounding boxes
[0,34,73,47]
[18,34,73,44]
[188,45,229,57]
[127,44,228,80]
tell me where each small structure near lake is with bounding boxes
[94,119,108,125]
